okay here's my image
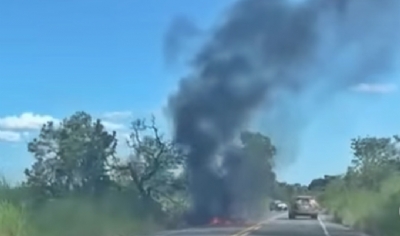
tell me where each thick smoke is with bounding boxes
[166,0,400,224]
[163,15,201,67]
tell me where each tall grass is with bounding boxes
[30,196,159,236]
[0,178,30,235]
[322,174,400,236]
[0,178,164,236]
[0,201,31,236]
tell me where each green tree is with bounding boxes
[274,181,309,201]
[24,111,118,198]
[113,116,186,207]
[308,175,340,192]
[348,136,399,189]
[230,131,276,217]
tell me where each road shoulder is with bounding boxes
[318,214,371,236]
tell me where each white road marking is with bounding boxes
[233,212,285,236]
[317,217,331,236]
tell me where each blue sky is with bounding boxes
[1,0,400,185]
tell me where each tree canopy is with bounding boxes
[3,110,400,235]
[25,111,118,197]
[21,111,296,217]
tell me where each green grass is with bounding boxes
[30,197,159,236]
[0,178,165,236]
[0,201,31,236]
[322,174,400,236]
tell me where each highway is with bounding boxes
[153,213,367,236]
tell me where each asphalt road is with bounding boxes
[153,213,368,236]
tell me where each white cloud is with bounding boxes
[102,111,133,120]
[102,121,126,130]
[0,112,59,131]
[351,83,398,94]
[0,130,21,142]
[0,112,127,141]
[21,131,31,138]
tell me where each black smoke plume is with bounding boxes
[166,0,400,225]
[163,15,201,67]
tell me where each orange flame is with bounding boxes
[210,217,225,225]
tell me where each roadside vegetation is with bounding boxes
[310,137,400,236]
[0,111,307,236]
[4,110,398,236]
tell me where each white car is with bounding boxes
[277,202,288,211]
[270,200,288,211]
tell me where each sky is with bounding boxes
[1,0,400,185]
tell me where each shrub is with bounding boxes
[29,195,160,236]
[0,178,164,236]
[323,174,400,236]
[0,201,31,236]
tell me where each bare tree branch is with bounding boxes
[111,116,185,202]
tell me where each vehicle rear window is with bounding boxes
[296,198,310,204]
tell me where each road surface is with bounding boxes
[153,213,368,236]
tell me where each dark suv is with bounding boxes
[288,195,319,219]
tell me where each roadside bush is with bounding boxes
[0,179,165,236]
[30,196,159,236]
[0,201,31,236]
[323,174,400,236]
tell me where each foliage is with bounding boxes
[6,109,400,235]
[24,111,118,198]
[234,131,277,216]
[274,181,310,202]
[308,175,339,192]
[112,116,186,204]
[5,111,185,235]
[0,200,31,236]
[29,193,159,236]
[319,135,400,236]
[347,136,400,190]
